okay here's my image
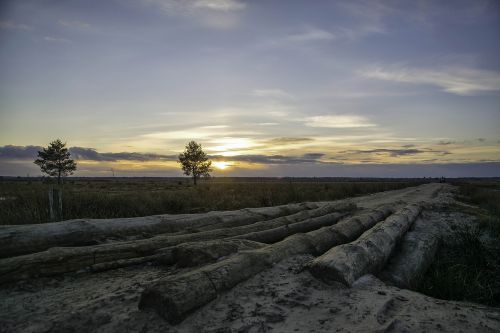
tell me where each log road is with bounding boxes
[1,183,499,332]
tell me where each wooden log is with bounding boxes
[378,219,440,289]
[138,206,393,324]
[0,201,326,258]
[89,239,265,272]
[308,204,422,287]
[0,202,354,283]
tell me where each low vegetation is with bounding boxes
[418,181,500,306]
[0,178,422,225]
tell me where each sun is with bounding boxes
[212,161,231,170]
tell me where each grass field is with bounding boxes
[0,177,424,225]
[417,180,500,306]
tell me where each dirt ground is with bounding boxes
[1,184,499,332]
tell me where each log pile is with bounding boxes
[138,205,394,324]
[307,204,422,286]
[0,202,354,283]
[0,202,331,258]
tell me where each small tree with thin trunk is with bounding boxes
[178,141,212,185]
[34,139,77,184]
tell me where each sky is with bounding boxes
[0,0,499,177]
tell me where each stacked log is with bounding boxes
[0,202,328,258]
[378,219,441,289]
[138,205,394,324]
[0,202,354,283]
[308,204,422,287]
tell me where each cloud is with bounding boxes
[360,66,500,95]
[251,89,293,99]
[137,0,245,29]
[341,148,450,157]
[192,0,245,11]
[305,115,376,128]
[438,141,455,145]
[0,21,31,31]
[213,153,326,165]
[264,137,314,145]
[58,20,94,31]
[43,36,72,43]
[0,145,42,159]
[0,145,177,162]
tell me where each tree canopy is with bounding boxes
[178,141,212,185]
[34,139,77,184]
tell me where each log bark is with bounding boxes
[0,202,326,258]
[308,204,422,287]
[138,205,393,324]
[89,239,265,272]
[0,202,354,283]
[378,218,440,289]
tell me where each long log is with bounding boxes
[138,205,394,324]
[90,239,265,272]
[0,202,354,283]
[378,219,440,289]
[308,204,422,287]
[89,211,349,273]
[0,202,327,258]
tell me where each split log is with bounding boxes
[138,205,393,324]
[0,202,354,283]
[0,202,326,258]
[308,204,422,287]
[378,219,441,289]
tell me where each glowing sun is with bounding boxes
[212,161,231,170]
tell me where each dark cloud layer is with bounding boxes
[211,153,325,164]
[0,145,177,162]
[341,148,450,157]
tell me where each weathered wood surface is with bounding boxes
[378,218,441,289]
[0,202,354,283]
[308,204,422,287]
[138,205,394,324]
[0,201,331,258]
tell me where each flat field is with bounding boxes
[0,177,425,225]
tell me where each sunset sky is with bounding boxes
[1,0,499,177]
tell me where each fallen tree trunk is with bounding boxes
[89,210,349,272]
[308,204,422,287]
[378,218,441,289]
[0,202,327,258]
[138,205,393,324]
[90,239,265,272]
[0,202,354,283]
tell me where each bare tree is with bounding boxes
[178,141,212,185]
[34,139,77,184]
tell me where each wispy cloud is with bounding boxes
[360,66,500,95]
[251,89,293,99]
[0,21,31,31]
[43,36,72,43]
[213,153,326,165]
[305,115,376,128]
[192,0,245,11]
[341,148,450,157]
[137,0,245,28]
[58,20,94,31]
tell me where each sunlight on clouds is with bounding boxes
[208,137,258,155]
[305,115,376,128]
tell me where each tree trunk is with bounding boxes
[0,201,331,258]
[378,218,441,289]
[307,204,422,287]
[0,202,355,283]
[138,205,393,324]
